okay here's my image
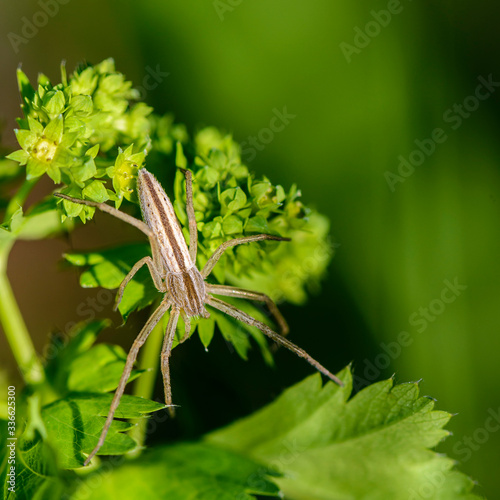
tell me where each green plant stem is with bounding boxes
[128,309,169,455]
[0,252,45,386]
[5,178,38,221]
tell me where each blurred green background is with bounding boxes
[1,0,499,497]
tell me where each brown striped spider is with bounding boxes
[56,168,342,465]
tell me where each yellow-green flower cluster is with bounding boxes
[8,59,152,221]
[174,127,333,304]
[7,59,333,303]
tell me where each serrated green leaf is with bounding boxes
[70,443,280,499]
[8,430,64,500]
[40,393,165,468]
[207,370,481,500]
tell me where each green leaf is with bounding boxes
[15,129,38,151]
[211,308,251,360]
[43,90,66,115]
[72,161,97,185]
[17,198,72,240]
[1,207,24,234]
[197,315,215,349]
[39,393,165,468]
[71,95,93,116]
[0,196,71,250]
[175,141,187,168]
[6,149,29,166]
[26,157,48,179]
[17,68,36,104]
[0,157,23,179]
[66,343,144,393]
[64,243,158,320]
[8,430,65,500]
[27,116,44,136]
[222,214,243,235]
[43,115,64,143]
[217,296,275,366]
[245,214,269,233]
[221,187,247,212]
[45,320,112,394]
[70,443,280,499]
[206,370,481,500]
[82,180,109,203]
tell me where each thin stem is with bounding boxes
[5,178,38,221]
[0,251,45,386]
[127,306,168,456]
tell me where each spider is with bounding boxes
[56,167,342,465]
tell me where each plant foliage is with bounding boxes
[0,59,483,499]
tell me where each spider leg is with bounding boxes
[114,256,166,311]
[55,193,152,236]
[178,168,198,263]
[179,309,192,343]
[83,299,171,466]
[206,284,289,336]
[201,234,290,279]
[161,307,181,418]
[206,295,343,386]
[54,193,165,283]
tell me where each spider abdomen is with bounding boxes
[167,267,208,318]
[138,169,192,274]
